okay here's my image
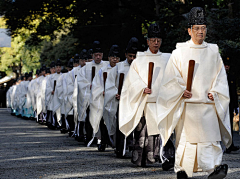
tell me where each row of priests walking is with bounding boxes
[6,7,239,179]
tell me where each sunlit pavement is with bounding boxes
[0,108,240,179]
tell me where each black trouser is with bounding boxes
[116,108,125,154]
[100,118,111,145]
[67,115,74,132]
[229,108,235,148]
[46,110,51,124]
[85,107,93,143]
[52,113,57,127]
[79,121,85,136]
[61,114,66,128]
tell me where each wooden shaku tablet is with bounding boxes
[148,62,154,89]
[186,60,195,92]
[118,73,124,95]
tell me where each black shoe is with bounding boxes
[225,148,231,154]
[60,128,68,134]
[77,135,85,142]
[98,144,106,152]
[68,131,74,137]
[231,145,240,151]
[162,158,175,171]
[177,171,188,179]
[208,164,228,179]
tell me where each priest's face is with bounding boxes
[79,59,86,67]
[147,38,161,54]
[50,67,56,74]
[188,25,207,45]
[93,53,103,64]
[125,53,136,65]
[224,64,230,72]
[74,62,79,67]
[56,66,61,73]
[109,56,120,67]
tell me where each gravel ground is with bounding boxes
[0,108,240,179]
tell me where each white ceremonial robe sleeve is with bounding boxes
[89,69,105,135]
[119,61,148,137]
[103,66,118,136]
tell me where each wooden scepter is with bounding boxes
[103,72,107,90]
[186,60,195,92]
[92,66,96,82]
[53,80,56,92]
[118,73,124,95]
[148,62,154,89]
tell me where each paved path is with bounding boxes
[0,108,240,179]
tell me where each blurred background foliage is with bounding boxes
[0,0,239,83]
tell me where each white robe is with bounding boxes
[11,85,17,110]
[103,59,130,136]
[7,86,13,108]
[41,76,49,113]
[24,81,33,109]
[89,64,114,136]
[74,61,109,123]
[45,73,62,111]
[18,81,29,110]
[156,40,232,176]
[36,76,45,115]
[66,66,81,119]
[28,78,38,111]
[119,49,171,137]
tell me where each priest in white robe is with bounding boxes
[119,24,175,168]
[73,41,108,144]
[36,66,47,123]
[156,7,231,179]
[88,45,120,151]
[45,59,62,129]
[103,37,138,157]
[23,72,34,119]
[69,51,87,140]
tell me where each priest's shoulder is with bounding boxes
[176,42,188,49]
[136,51,145,57]
[206,43,219,53]
[161,52,171,60]
[102,61,109,65]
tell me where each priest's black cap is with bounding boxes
[46,68,51,74]
[20,76,24,81]
[88,49,93,59]
[56,59,62,66]
[148,23,162,39]
[126,37,138,54]
[36,69,40,75]
[24,72,29,79]
[108,45,120,57]
[50,61,56,68]
[28,72,33,77]
[41,64,46,71]
[61,68,68,73]
[188,7,207,27]
[74,54,80,63]
[92,41,103,53]
[67,58,74,68]
[80,49,88,60]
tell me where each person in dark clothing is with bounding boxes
[224,57,240,153]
